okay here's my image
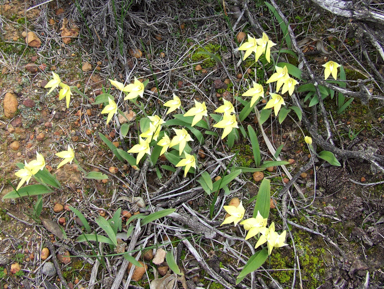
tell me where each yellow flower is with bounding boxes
[157,133,171,156]
[255,222,287,255]
[109,79,126,91]
[101,97,118,124]
[123,77,145,100]
[266,66,290,92]
[58,83,72,108]
[128,137,151,164]
[238,35,257,60]
[215,99,235,114]
[323,61,340,80]
[27,152,46,175]
[255,33,276,63]
[264,93,285,116]
[221,201,245,226]
[183,100,208,126]
[164,94,181,114]
[15,163,34,190]
[56,145,75,169]
[242,81,264,106]
[45,72,62,94]
[240,211,268,240]
[176,152,196,177]
[304,136,312,145]
[213,112,238,140]
[281,77,298,96]
[169,128,193,155]
[140,115,165,141]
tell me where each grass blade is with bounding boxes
[247,125,261,167]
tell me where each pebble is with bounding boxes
[11,117,22,127]
[82,62,92,72]
[3,92,18,118]
[42,262,56,276]
[23,98,35,108]
[53,203,64,213]
[36,133,45,141]
[25,63,38,73]
[10,141,20,151]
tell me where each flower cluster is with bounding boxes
[45,72,72,108]
[238,33,276,63]
[213,100,238,139]
[222,203,287,255]
[14,152,45,190]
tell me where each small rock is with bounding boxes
[53,203,64,213]
[23,98,35,108]
[112,142,119,147]
[198,149,205,158]
[3,92,18,118]
[122,210,132,219]
[31,56,38,62]
[10,141,20,151]
[25,63,38,73]
[143,249,154,261]
[36,133,45,141]
[153,248,166,265]
[213,79,227,90]
[11,117,22,127]
[71,136,79,142]
[10,263,20,274]
[222,91,232,102]
[25,31,41,48]
[58,217,66,225]
[158,265,169,276]
[224,78,231,85]
[128,261,147,281]
[288,159,295,164]
[82,62,92,72]
[41,248,50,260]
[109,167,118,174]
[300,173,307,178]
[57,249,71,264]
[130,48,143,58]
[270,199,276,209]
[283,177,289,184]
[236,31,246,42]
[266,166,275,172]
[237,73,242,79]
[42,262,56,277]
[45,122,52,128]
[195,64,202,71]
[228,197,240,207]
[40,80,48,88]
[360,177,366,182]
[253,171,264,182]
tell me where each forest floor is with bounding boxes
[1,0,384,288]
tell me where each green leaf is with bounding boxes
[265,2,291,49]
[236,248,268,284]
[209,113,222,123]
[226,128,238,149]
[276,62,301,80]
[155,166,162,180]
[204,130,218,137]
[233,167,265,173]
[161,165,176,172]
[69,206,92,233]
[116,149,137,166]
[173,114,209,129]
[165,152,181,166]
[150,144,163,166]
[120,123,130,137]
[35,169,61,188]
[109,208,122,234]
[247,125,261,167]
[274,144,284,159]
[298,83,315,93]
[76,234,115,245]
[278,107,291,124]
[239,99,257,121]
[99,133,124,161]
[309,95,319,107]
[166,250,183,275]
[123,253,143,267]
[141,209,176,226]
[2,184,53,200]
[318,151,341,166]
[254,179,270,219]
[34,195,43,219]
[126,213,145,226]
[290,106,302,121]
[94,93,113,105]
[201,171,213,190]
[260,161,289,168]
[212,170,242,192]
[259,109,272,125]
[84,172,108,180]
[197,178,212,195]
[187,125,205,144]
[337,97,354,114]
[272,49,298,59]
[140,117,150,133]
[95,216,117,246]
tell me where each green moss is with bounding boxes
[232,143,254,167]
[191,43,226,68]
[267,252,294,284]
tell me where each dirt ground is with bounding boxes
[1,0,384,288]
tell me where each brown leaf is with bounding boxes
[152,248,166,265]
[150,274,177,289]
[40,217,65,239]
[25,31,41,48]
